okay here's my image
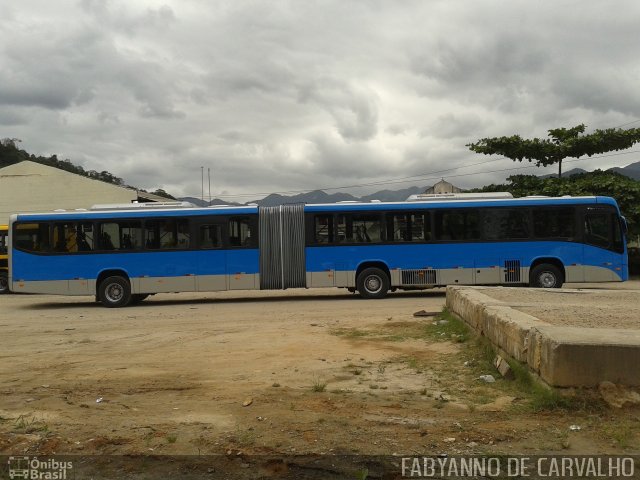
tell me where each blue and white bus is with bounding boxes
[8,194,628,307]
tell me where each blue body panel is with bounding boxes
[12,249,259,281]
[306,242,585,272]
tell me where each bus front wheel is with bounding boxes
[0,271,8,294]
[357,268,390,299]
[529,264,563,289]
[98,276,132,307]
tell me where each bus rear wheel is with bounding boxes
[98,276,132,307]
[529,264,563,289]
[0,271,8,294]
[357,267,390,299]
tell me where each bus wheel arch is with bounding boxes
[529,259,564,288]
[96,270,132,307]
[355,262,391,299]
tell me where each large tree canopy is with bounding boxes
[467,124,640,178]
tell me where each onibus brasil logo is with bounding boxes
[7,457,73,479]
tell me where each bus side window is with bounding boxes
[200,224,223,249]
[390,213,430,242]
[0,230,7,255]
[53,223,78,253]
[77,223,94,251]
[435,210,480,241]
[314,215,332,243]
[14,223,50,252]
[534,208,575,239]
[229,218,253,247]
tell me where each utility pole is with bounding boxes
[208,168,211,204]
[201,166,204,201]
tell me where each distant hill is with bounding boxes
[539,168,588,179]
[180,196,244,207]
[609,161,640,180]
[179,187,431,207]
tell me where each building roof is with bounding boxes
[0,161,138,221]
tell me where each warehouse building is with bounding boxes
[0,161,160,224]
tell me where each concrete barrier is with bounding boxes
[446,286,640,387]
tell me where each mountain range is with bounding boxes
[180,161,640,207]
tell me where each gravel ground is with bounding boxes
[477,280,640,329]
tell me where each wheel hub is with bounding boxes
[105,283,123,302]
[365,275,382,293]
[539,272,556,288]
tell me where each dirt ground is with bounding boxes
[1,283,640,468]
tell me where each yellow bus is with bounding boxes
[0,224,8,293]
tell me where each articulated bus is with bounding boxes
[0,224,8,294]
[8,194,628,307]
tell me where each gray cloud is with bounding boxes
[1,0,640,200]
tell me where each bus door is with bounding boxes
[582,208,625,281]
[195,221,228,292]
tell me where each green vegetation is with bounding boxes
[423,308,470,343]
[311,379,327,392]
[13,414,48,434]
[468,123,640,178]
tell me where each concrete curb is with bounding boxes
[446,286,640,387]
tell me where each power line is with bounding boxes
[190,148,640,199]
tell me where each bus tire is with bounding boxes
[98,276,132,307]
[357,267,390,299]
[0,271,8,294]
[529,264,563,289]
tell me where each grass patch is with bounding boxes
[330,328,371,338]
[423,308,470,343]
[506,357,606,412]
[311,380,327,392]
[166,433,178,444]
[13,415,49,434]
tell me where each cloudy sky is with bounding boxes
[2,1,640,200]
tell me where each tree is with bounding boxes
[150,188,176,200]
[467,124,640,178]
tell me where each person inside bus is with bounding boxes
[77,231,91,251]
[355,224,371,243]
[101,231,115,250]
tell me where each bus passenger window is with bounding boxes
[200,225,222,248]
[314,215,332,243]
[100,221,142,250]
[435,211,480,241]
[14,223,50,252]
[533,208,575,239]
[229,218,253,247]
[77,223,94,251]
[53,223,78,253]
[483,209,529,240]
[390,213,429,242]
[337,214,383,243]
[0,230,7,255]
